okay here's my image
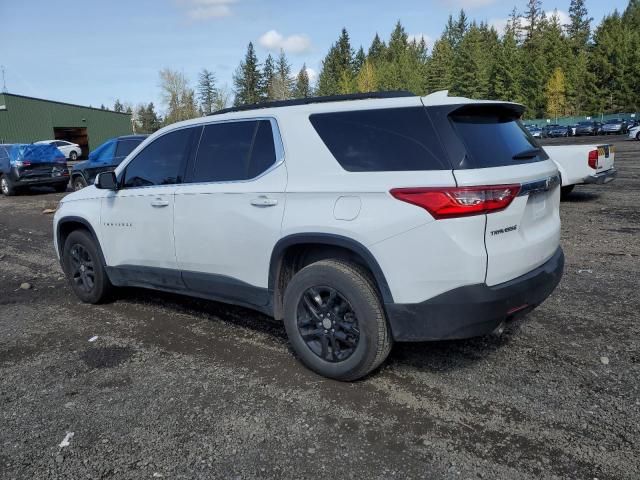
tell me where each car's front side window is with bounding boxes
[122,128,197,189]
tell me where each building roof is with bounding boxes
[0,92,131,116]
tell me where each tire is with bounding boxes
[561,185,575,198]
[0,174,17,196]
[283,259,392,381]
[72,175,87,191]
[636,132,640,141]
[54,182,68,193]
[69,151,78,161]
[62,230,112,304]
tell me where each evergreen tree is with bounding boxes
[317,28,355,95]
[233,42,263,106]
[425,38,454,93]
[293,65,311,98]
[354,46,366,73]
[567,0,592,51]
[113,99,124,112]
[368,34,386,63]
[523,0,545,43]
[197,69,218,114]
[451,23,496,99]
[490,26,522,102]
[444,10,468,48]
[100,104,106,110]
[261,54,275,101]
[270,50,294,100]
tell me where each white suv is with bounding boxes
[53,91,564,381]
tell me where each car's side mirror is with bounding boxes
[95,171,118,190]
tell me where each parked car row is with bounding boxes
[525,118,638,138]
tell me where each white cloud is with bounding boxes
[258,30,312,54]
[175,0,236,21]
[490,10,570,36]
[305,67,317,82]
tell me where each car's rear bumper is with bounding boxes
[15,176,69,187]
[385,247,564,341]
[584,168,617,184]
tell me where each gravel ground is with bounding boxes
[1,135,638,480]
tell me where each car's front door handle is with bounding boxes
[250,196,278,207]
[151,198,169,207]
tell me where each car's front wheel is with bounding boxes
[0,175,17,196]
[72,176,87,191]
[62,230,112,304]
[283,259,392,381]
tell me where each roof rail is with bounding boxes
[208,91,416,116]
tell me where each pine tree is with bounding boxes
[293,65,311,98]
[451,23,495,99]
[368,34,386,63]
[197,69,218,114]
[100,104,106,110]
[545,67,567,120]
[354,46,366,73]
[425,38,454,93]
[523,0,545,43]
[261,54,275,101]
[270,50,293,100]
[444,10,468,49]
[233,42,263,106]
[567,0,592,52]
[317,28,355,96]
[490,27,522,102]
[113,99,124,112]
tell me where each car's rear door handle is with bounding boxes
[151,198,169,207]
[250,196,278,207]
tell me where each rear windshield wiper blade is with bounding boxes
[512,148,542,160]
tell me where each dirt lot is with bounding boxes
[1,135,638,480]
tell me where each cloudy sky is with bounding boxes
[0,0,629,111]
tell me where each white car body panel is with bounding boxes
[544,145,615,186]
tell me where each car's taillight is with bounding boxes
[390,185,521,220]
[588,149,599,169]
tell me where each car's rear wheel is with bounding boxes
[70,151,78,161]
[283,259,392,381]
[73,176,87,191]
[0,175,17,196]
[561,185,575,198]
[62,230,112,304]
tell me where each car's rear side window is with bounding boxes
[188,120,277,183]
[309,107,449,172]
[449,106,548,168]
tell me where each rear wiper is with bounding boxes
[513,148,542,160]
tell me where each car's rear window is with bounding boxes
[309,107,449,172]
[449,106,547,168]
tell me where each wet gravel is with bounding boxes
[0,135,639,479]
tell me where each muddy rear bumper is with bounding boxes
[385,247,564,341]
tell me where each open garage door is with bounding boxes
[53,127,89,158]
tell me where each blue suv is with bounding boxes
[70,135,147,190]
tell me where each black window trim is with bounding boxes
[118,125,201,190]
[183,116,285,186]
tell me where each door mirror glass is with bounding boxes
[96,171,117,190]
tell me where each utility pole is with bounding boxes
[1,66,7,92]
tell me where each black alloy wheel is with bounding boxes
[68,243,96,293]
[296,286,360,363]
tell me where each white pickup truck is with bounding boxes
[543,144,617,197]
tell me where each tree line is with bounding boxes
[114,0,640,132]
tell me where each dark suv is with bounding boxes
[71,135,147,190]
[0,143,69,196]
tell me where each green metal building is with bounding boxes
[0,93,132,157]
